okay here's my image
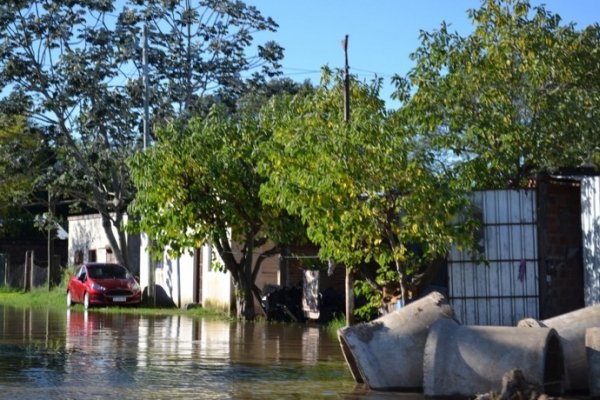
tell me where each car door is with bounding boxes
[70,266,87,302]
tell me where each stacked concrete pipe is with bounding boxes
[337,291,456,390]
[423,318,565,397]
[518,303,600,392]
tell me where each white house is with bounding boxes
[67,214,140,274]
[138,235,234,311]
[68,213,282,313]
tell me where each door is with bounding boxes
[70,266,88,302]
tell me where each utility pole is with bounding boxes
[342,34,354,326]
[343,34,351,123]
[143,23,156,306]
[47,192,54,291]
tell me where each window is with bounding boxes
[74,250,84,265]
[106,247,116,263]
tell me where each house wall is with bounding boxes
[139,239,281,313]
[68,214,106,264]
[580,176,600,306]
[199,244,232,312]
[156,251,196,308]
[67,214,140,275]
[254,254,280,292]
[537,177,585,319]
[139,235,204,309]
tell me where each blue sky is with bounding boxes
[250,1,600,103]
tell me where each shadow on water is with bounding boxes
[0,305,422,399]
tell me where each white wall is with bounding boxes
[139,239,232,311]
[67,213,140,274]
[67,214,115,265]
[200,244,232,312]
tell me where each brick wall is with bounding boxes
[537,176,585,319]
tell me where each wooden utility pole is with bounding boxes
[342,34,354,326]
[143,23,156,306]
[47,192,55,290]
[343,35,351,122]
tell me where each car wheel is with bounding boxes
[67,291,72,307]
[83,292,90,310]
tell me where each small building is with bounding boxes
[446,175,600,325]
[67,213,140,275]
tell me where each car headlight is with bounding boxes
[91,282,106,291]
[130,282,141,291]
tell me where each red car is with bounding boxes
[67,263,142,309]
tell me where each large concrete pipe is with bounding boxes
[587,327,600,398]
[337,291,457,390]
[518,303,600,392]
[423,318,564,398]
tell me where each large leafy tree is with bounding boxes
[0,114,41,209]
[0,0,283,269]
[396,0,600,189]
[115,0,283,123]
[128,107,307,320]
[259,70,477,315]
[0,112,54,239]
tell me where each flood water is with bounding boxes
[0,305,412,399]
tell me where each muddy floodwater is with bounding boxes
[0,305,415,399]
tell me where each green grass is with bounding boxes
[0,285,67,308]
[325,313,347,337]
[0,285,230,320]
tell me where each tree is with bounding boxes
[0,114,42,208]
[395,0,600,189]
[128,107,307,320]
[115,0,283,123]
[258,70,478,316]
[0,0,283,270]
[0,113,49,239]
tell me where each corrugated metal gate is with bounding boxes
[448,190,539,325]
[581,176,600,306]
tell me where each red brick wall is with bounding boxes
[537,177,584,319]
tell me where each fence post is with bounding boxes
[0,254,4,287]
[23,251,30,291]
[4,254,8,287]
[31,250,36,290]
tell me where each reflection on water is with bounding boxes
[0,305,400,399]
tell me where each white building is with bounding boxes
[67,214,140,273]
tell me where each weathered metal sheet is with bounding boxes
[448,190,539,325]
[581,176,600,306]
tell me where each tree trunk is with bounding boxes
[233,274,256,320]
[214,231,257,321]
[394,258,409,306]
[100,212,127,268]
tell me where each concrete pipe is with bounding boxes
[337,291,457,390]
[586,327,600,398]
[423,318,564,398]
[518,303,600,392]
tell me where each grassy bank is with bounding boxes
[0,287,346,331]
[0,286,229,320]
[0,286,67,308]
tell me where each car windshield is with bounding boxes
[87,264,128,279]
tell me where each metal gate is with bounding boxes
[581,176,600,306]
[448,190,539,325]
